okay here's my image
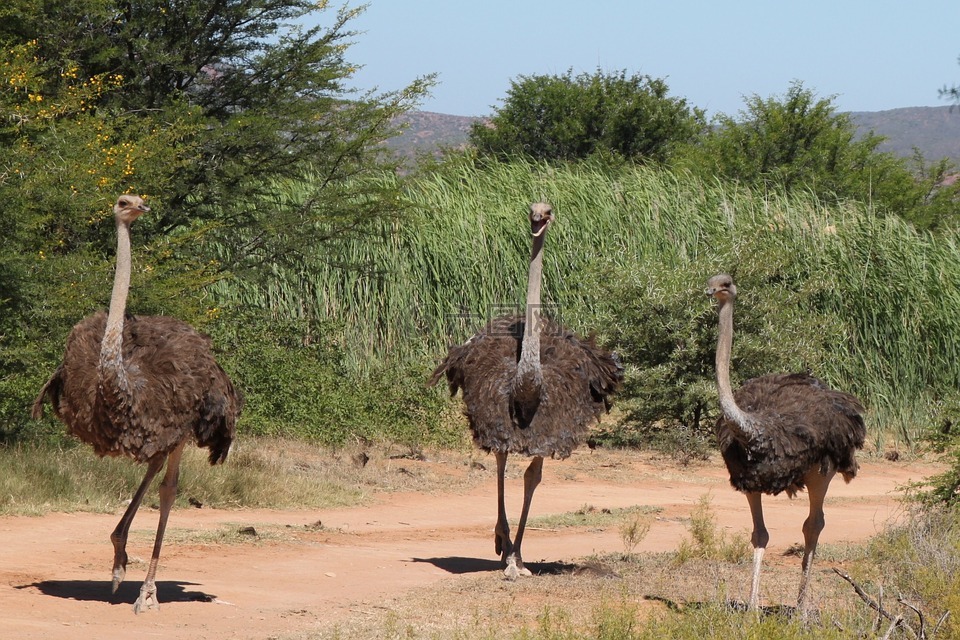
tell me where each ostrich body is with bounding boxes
[705,274,865,614]
[430,202,622,579]
[32,195,242,613]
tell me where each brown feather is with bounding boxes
[716,372,866,497]
[33,311,242,465]
[429,315,623,459]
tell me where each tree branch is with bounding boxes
[832,568,918,639]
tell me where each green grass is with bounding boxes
[0,438,472,516]
[209,158,960,446]
[528,504,661,530]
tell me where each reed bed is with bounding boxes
[212,159,960,444]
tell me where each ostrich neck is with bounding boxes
[515,232,545,389]
[99,220,131,387]
[715,299,759,440]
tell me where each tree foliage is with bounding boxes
[679,81,959,228]
[469,68,705,163]
[941,53,960,107]
[0,0,432,262]
[0,0,433,438]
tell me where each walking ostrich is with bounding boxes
[429,202,622,580]
[705,274,865,615]
[32,195,242,613]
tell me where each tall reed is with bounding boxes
[213,158,960,443]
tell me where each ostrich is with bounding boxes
[429,202,622,580]
[32,195,242,613]
[705,273,865,615]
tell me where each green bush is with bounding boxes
[206,308,460,448]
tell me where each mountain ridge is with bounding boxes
[385,106,960,165]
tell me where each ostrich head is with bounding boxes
[529,202,553,237]
[114,195,150,225]
[705,273,737,303]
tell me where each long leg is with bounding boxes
[504,456,543,581]
[797,468,835,616]
[745,491,769,611]
[111,455,166,593]
[133,442,186,613]
[494,451,511,560]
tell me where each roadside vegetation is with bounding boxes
[314,494,959,640]
[3,2,960,637]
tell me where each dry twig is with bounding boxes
[833,568,918,639]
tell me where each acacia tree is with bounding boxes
[470,69,705,163]
[0,0,433,437]
[0,0,433,263]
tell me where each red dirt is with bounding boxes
[0,449,941,639]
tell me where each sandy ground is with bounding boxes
[0,448,941,639]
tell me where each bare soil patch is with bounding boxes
[0,447,942,639]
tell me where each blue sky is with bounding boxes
[309,1,960,118]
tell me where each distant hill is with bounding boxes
[386,106,960,166]
[384,111,480,164]
[850,106,960,164]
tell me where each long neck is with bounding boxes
[715,298,759,439]
[99,219,131,382]
[515,231,545,386]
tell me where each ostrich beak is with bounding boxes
[531,212,553,237]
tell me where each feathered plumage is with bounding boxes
[32,312,240,464]
[717,372,865,497]
[430,314,622,458]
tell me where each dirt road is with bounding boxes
[0,449,939,639]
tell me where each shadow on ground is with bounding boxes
[18,580,216,606]
[644,595,799,618]
[410,556,589,576]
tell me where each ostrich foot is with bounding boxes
[111,566,126,594]
[133,581,159,614]
[797,602,821,625]
[111,548,128,593]
[503,555,533,581]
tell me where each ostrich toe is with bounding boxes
[503,555,533,581]
[111,565,126,594]
[133,581,159,614]
[503,559,520,581]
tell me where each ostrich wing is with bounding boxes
[33,312,242,464]
[429,316,622,459]
[718,373,866,496]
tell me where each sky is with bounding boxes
[306,0,960,119]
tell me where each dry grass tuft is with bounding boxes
[0,438,487,516]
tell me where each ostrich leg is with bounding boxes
[494,451,512,561]
[133,442,186,613]
[111,455,166,593]
[504,455,543,581]
[796,468,835,617]
[745,491,769,611]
